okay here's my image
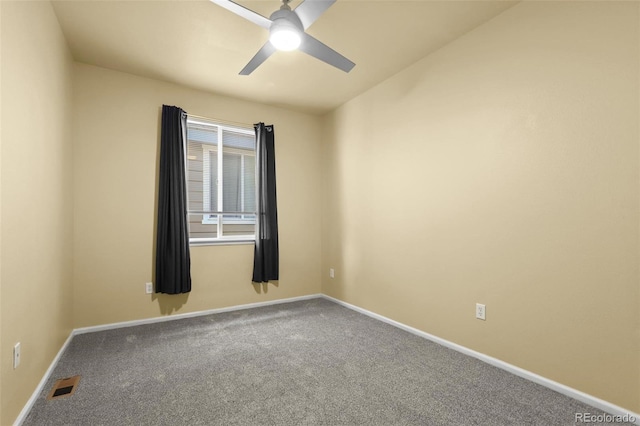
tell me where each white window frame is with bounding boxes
[186,117,256,245]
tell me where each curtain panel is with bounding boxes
[252,123,279,283]
[155,105,192,294]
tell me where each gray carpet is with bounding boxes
[23,298,627,425]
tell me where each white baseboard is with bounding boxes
[13,332,74,426]
[320,294,640,426]
[15,293,639,425]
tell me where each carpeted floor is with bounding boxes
[23,298,627,425]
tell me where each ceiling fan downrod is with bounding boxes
[280,0,293,11]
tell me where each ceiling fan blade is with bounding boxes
[299,33,355,73]
[293,0,336,30]
[208,0,272,29]
[239,42,277,75]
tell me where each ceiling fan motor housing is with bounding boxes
[269,9,304,50]
[270,8,303,33]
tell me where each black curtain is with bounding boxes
[252,123,279,283]
[155,105,192,294]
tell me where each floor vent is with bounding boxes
[47,376,80,400]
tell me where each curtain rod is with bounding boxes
[186,113,254,130]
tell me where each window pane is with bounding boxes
[223,153,241,214]
[244,155,256,218]
[209,150,218,213]
[186,125,217,213]
[189,126,217,144]
[186,141,204,212]
[221,214,255,237]
[188,213,218,239]
[224,130,255,150]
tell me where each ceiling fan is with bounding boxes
[209,0,355,75]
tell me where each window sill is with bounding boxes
[190,238,255,247]
[201,221,256,225]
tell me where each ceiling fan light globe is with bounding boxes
[269,18,302,51]
[270,29,301,51]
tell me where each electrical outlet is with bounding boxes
[145,282,153,294]
[476,303,486,321]
[329,268,335,279]
[13,342,21,369]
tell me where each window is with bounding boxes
[186,117,256,244]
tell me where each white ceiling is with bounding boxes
[51,0,517,115]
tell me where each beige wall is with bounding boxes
[0,2,4,423]
[0,1,75,424]
[72,64,323,328]
[322,1,640,413]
